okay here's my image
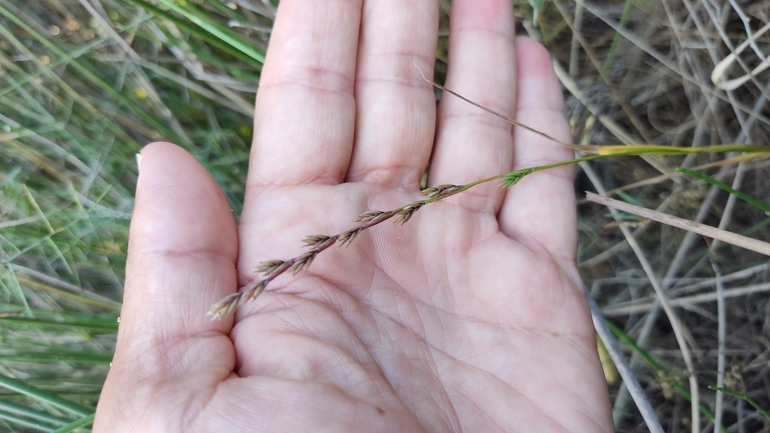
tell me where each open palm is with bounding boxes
[95,0,612,431]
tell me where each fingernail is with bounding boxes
[136,153,142,174]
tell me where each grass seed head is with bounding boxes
[207,278,271,321]
[394,201,425,225]
[290,250,318,275]
[303,234,337,249]
[338,227,363,247]
[250,279,269,299]
[501,168,535,188]
[207,292,243,321]
[357,210,394,224]
[421,184,463,199]
[256,260,291,276]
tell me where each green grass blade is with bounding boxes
[606,320,728,432]
[0,349,113,364]
[603,0,635,74]
[0,375,92,417]
[615,190,643,207]
[123,0,264,71]
[0,409,59,432]
[676,167,770,213]
[709,386,770,420]
[0,35,110,99]
[14,275,122,312]
[0,28,138,151]
[0,315,119,331]
[51,413,95,433]
[0,400,71,426]
[2,265,31,316]
[154,0,266,64]
[742,216,770,236]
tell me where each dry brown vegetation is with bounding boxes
[521,1,770,431]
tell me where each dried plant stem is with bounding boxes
[584,285,665,433]
[417,61,770,157]
[585,193,770,256]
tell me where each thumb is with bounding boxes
[96,142,238,428]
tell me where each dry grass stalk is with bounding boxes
[585,192,770,256]
[207,183,499,320]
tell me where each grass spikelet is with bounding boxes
[338,227,363,247]
[421,184,463,198]
[357,210,394,223]
[303,235,337,249]
[207,279,270,321]
[207,293,244,321]
[394,201,426,225]
[255,260,291,277]
[290,251,318,275]
[501,168,535,188]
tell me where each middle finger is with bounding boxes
[429,0,517,214]
[344,0,440,190]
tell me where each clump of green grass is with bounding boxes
[0,0,268,430]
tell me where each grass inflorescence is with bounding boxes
[208,180,484,319]
[210,141,770,320]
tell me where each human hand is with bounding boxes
[94,0,613,431]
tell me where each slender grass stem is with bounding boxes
[0,375,92,417]
[708,386,770,420]
[606,321,728,433]
[123,0,264,70]
[0,400,70,426]
[676,167,770,213]
[154,0,266,64]
[50,413,95,433]
[210,146,769,318]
